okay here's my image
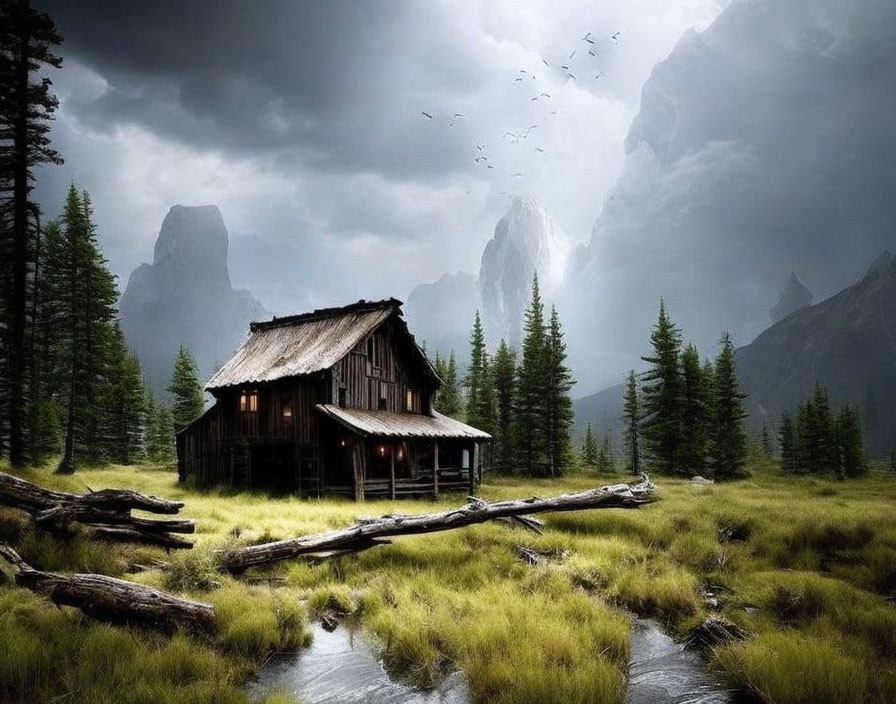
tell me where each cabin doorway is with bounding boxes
[249,442,296,494]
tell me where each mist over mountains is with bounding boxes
[120,205,266,398]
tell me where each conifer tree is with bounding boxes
[640,300,684,475]
[836,404,866,478]
[437,351,462,418]
[596,434,613,473]
[102,323,147,464]
[709,332,748,480]
[514,274,548,476]
[759,423,773,456]
[491,339,517,472]
[0,0,63,467]
[465,311,488,427]
[168,345,204,432]
[779,412,797,473]
[622,370,641,475]
[544,305,574,476]
[146,394,175,464]
[53,186,118,473]
[680,343,707,476]
[581,422,597,466]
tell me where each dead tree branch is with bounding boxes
[0,471,194,549]
[220,474,655,573]
[0,544,215,633]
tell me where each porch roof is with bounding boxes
[315,404,491,440]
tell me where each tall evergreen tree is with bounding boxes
[779,412,797,473]
[102,323,146,464]
[759,423,773,457]
[640,300,684,475]
[145,393,175,464]
[465,311,489,428]
[680,343,707,476]
[544,305,574,477]
[53,186,118,473]
[438,351,462,418]
[622,370,642,475]
[491,339,517,472]
[596,434,613,473]
[709,332,748,480]
[0,0,63,467]
[836,404,866,478]
[581,422,597,466]
[168,345,204,432]
[514,274,548,476]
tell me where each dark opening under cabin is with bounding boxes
[176,298,490,499]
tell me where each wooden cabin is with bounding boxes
[176,298,490,499]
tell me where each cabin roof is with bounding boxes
[315,404,492,440]
[206,298,433,391]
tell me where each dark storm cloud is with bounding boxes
[37,0,493,181]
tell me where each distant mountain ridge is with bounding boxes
[120,205,267,398]
[574,252,896,457]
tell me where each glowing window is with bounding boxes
[282,397,292,418]
[239,390,258,413]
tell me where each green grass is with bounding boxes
[1,459,895,703]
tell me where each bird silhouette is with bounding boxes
[421,111,433,119]
[611,31,620,42]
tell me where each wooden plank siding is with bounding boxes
[176,305,489,498]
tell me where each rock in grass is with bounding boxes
[686,616,749,650]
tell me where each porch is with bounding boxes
[315,404,491,500]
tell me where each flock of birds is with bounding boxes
[419,29,621,186]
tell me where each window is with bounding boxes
[367,336,375,360]
[405,388,419,412]
[281,396,292,419]
[338,387,347,408]
[239,390,258,413]
[378,396,388,411]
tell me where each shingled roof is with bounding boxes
[316,404,491,440]
[205,298,433,391]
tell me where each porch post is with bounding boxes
[433,440,440,499]
[390,441,396,500]
[352,440,365,501]
[470,441,479,496]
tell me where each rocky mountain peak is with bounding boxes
[770,271,813,324]
[478,196,567,346]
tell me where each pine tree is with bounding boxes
[622,370,642,475]
[680,343,707,476]
[836,404,866,478]
[491,339,517,472]
[53,186,118,473]
[581,422,597,466]
[102,323,147,464]
[544,305,574,477]
[596,434,613,473]
[779,412,797,473]
[465,311,488,428]
[146,394,175,464]
[0,0,63,467]
[168,345,204,432]
[640,300,684,475]
[436,350,462,418]
[514,274,548,476]
[709,332,748,480]
[759,423,773,456]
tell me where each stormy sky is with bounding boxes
[33,0,726,312]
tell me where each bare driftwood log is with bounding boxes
[0,471,194,549]
[0,544,215,633]
[220,475,655,573]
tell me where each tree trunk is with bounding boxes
[0,544,214,633]
[220,474,655,573]
[0,470,195,549]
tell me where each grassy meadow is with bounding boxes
[1,459,895,704]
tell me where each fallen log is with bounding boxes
[0,544,215,633]
[220,474,655,573]
[0,471,195,549]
